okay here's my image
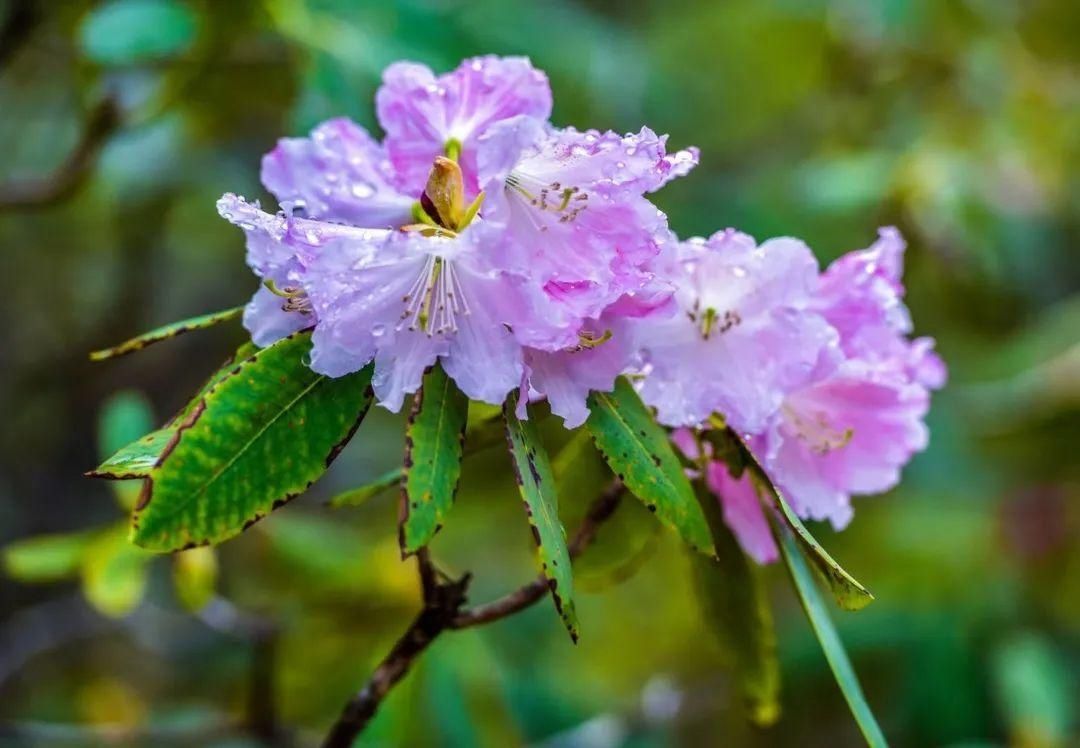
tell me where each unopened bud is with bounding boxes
[421,156,466,230]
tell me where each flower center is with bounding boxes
[687,302,741,339]
[505,172,588,227]
[400,254,470,336]
[264,279,312,314]
[782,404,854,454]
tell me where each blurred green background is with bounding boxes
[1,0,1078,745]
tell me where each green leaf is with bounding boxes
[88,428,174,479]
[329,467,404,509]
[88,343,259,483]
[89,306,243,361]
[400,365,469,555]
[173,547,218,612]
[79,0,198,65]
[771,485,873,611]
[2,532,93,583]
[586,377,713,555]
[82,524,153,618]
[779,527,888,748]
[131,331,373,551]
[715,428,873,611]
[693,486,780,726]
[168,340,259,426]
[504,393,578,641]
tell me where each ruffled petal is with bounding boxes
[243,273,310,348]
[764,361,931,528]
[217,193,392,274]
[377,56,552,192]
[260,117,414,228]
[372,331,445,412]
[304,233,433,378]
[439,254,524,405]
[524,318,638,428]
[635,231,835,431]
[217,193,290,276]
[482,126,698,198]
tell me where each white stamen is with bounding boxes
[505,172,589,227]
[400,255,469,336]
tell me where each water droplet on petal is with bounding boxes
[351,181,375,199]
[372,323,387,338]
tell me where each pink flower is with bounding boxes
[678,228,946,563]
[635,229,836,433]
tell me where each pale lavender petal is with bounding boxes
[814,226,913,360]
[304,233,434,378]
[377,56,552,192]
[481,126,698,198]
[524,318,638,428]
[635,231,836,431]
[372,331,445,412]
[217,193,289,275]
[243,279,309,348]
[440,255,524,405]
[261,117,414,228]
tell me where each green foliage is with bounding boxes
[778,527,887,748]
[131,332,373,551]
[81,525,153,618]
[713,428,874,611]
[172,546,218,612]
[991,632,1075,747]
[79,0,198,65]
[89,427,173,480]
[693,487,780,726]
[587,377,713,556]
[329,467,404,509]
[504,393,578,641]
[401,364,469,555]
[769,485,874,612]
[89,306,243,361]
[2,531,94,583]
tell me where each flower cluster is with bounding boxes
[219,56,943,560]
[654,228,945,563]
[219,56,696,424]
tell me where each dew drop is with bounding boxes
[351,181,375,199]
[372,323,387,338]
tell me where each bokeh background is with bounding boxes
[1,0,1078,745]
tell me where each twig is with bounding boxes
[321,559,470,748]
[0,96,121,210]
[322,480,625,747]
[451,480,624,628]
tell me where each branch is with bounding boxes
[322,562,470,748]
[0,96,121,210]
[322,480,625,747]
[451,480,624,629]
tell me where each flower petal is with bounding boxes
[261,117,414,228]
[705,463,779,565]
[377,56,552,191]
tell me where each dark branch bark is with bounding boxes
[321,481,624,747]
[322,563,470,748]
[0,96,121,210]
